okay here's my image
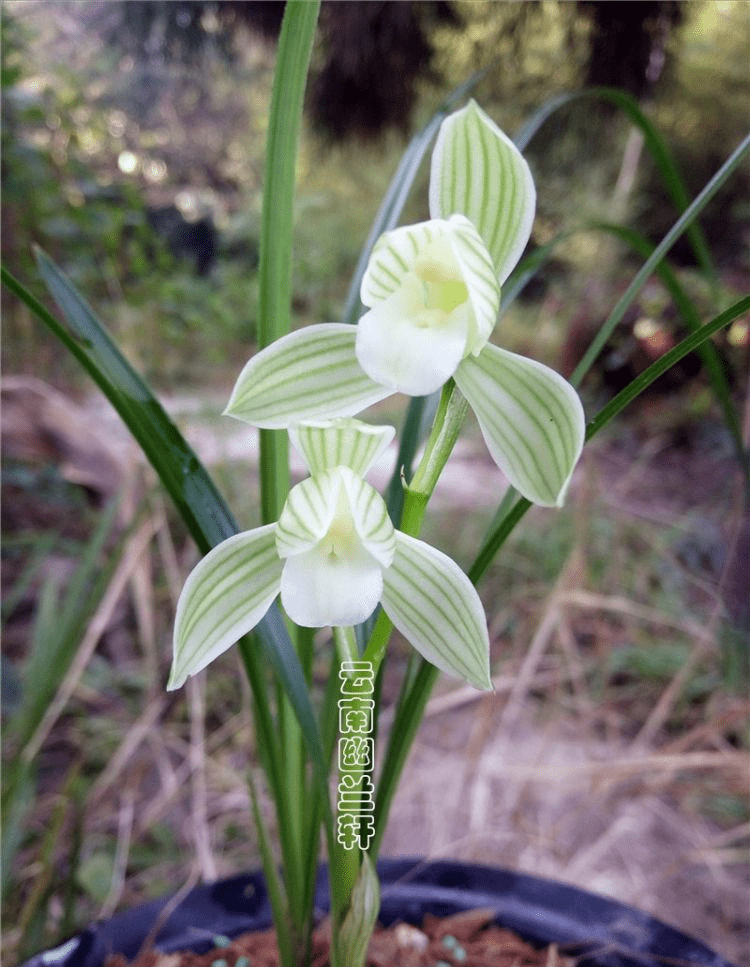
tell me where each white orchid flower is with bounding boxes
[169,420,491,692]
[225,101,585,508]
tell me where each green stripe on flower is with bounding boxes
[382,532,492,691]
[429,99,536,286]
[169,525,283,690]
[224,324,391,428]
[455,344,585,507]
[290,419,394,477]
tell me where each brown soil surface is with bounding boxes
[104,908,570,967]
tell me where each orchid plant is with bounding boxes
[11,3,749,966]
[169,75,584,967]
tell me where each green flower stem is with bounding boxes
[360,610,394,678]
[404,380,469,531]
[570,131,750,390]
[361,382,470,861]
[362,381,468,673]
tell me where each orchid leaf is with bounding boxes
[169,525,283,690]
[429,99,536,285]
[225,324,389,429]
[290,420,395,477]
[381,532,491,691]
[455,345,585,508]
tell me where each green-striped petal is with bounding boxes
[169,525,282,690]
[277,467,395,628]
[338,466,395,568]
[429,100,536,285]
[224,324,391,429]
[359,216,499,354]
[381,532,492,691]
[455,344,585,508]
[290,419,395,477]
[275,471,338,559]
[276,467,395,566]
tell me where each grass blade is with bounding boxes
[514,86,718,287]
[257,0,320,526]
[471,295,750,586]
[374,295,750,854]
[1,259,332,848]
[569,133,750,387]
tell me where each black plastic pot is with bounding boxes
[23,858,735,967]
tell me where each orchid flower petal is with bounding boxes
[360,216,499,349]
[337,465,396,568]
[356,281,470,396]
[169,525,282,690]
[381,532,492,691]
[290,419,395,477]
[277,467,394,627]
[429,99,536,285]
[224,324,391,429]
[455,344,585,508]
[280,540,383,628]
[275,470,339,559]
[356,217,500,395]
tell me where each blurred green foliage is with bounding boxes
[3,0,748,390]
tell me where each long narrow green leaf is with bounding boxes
[247,769,295,967]
[11,498,121,751]
[514,87,717,286]
[504,220,747,481]
[2,259,332,826]
[585,296,750,444]
[374,295,750,856]
[570,133,750,388]
[13,253,234,553]
[471,295,750,586]
[589,221,748,481]
[257,0,320,526]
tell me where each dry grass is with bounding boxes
[3,385,749,966]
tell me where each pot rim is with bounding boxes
[22,857,736,967]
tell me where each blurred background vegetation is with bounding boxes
[3,0,748,386]
[2,2,749,963]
